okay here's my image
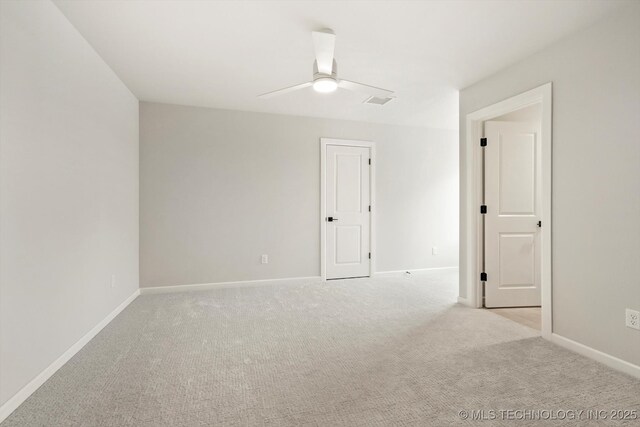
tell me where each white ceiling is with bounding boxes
[54,0,624,129]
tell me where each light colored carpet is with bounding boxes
[3,269,639,426]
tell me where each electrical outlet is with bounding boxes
[261,254,268,264]
[110,274,116,289]
[626,309,640,330]
[432,246,439,255]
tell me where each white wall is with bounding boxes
[140,102,458,287]
[0,0,139,405]
[459,4,640,365]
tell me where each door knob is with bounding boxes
[537,221,542,228]
[327,216,338,222]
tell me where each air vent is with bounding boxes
[363,96,394,105]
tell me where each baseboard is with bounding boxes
[140,276,323,295]
[0,289,140,423]
[141,269,460,294]
[374,266,458,277]
[457,296,473,306]
[549,333,640,379]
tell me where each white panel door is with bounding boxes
[484,121,541,307]
[326,145,371,279]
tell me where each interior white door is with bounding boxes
[325,144,371,279]
[484,121,541,307]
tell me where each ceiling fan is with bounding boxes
[259,29,395,100]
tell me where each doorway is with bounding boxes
[463,83,552,338]
[320,138,375,280]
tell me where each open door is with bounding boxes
[483,121,541,307]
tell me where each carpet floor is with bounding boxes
[3,269,639,426]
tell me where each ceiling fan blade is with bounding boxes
[338,79,394,98]
[258,82,312,98]
[312,29,336,75]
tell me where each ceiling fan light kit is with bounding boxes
[313,77,338,93]
[259,29,394,101]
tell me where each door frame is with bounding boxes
[462,83,552,338]
[320,138,376,280]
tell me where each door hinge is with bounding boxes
[480,205,487,214]
[368,158,371,165]
[480,138,487,147]
[368,252,371,259]
[480,272,487,282]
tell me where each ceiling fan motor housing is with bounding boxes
[313,59,338,82]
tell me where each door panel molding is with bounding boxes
[320,138,375,280]
[463,83,552,339]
